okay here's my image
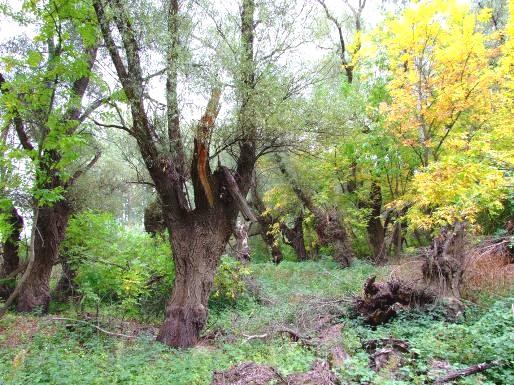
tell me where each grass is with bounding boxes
[0,258,512,385]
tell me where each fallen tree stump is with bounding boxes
[352,276,436,326]
[422,222,467,298]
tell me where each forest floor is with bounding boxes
[0,259,512,385]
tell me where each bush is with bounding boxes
[61,212,250,317]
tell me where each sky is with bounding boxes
[0,0,474,121]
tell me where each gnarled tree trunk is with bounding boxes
[233,221,250,263]
[16,201,71,312]
[251,181,283,264]
[157,212,232,347]
[94,0,258,348]
[0,205,23,299]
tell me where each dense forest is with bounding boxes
[0,0,513,384]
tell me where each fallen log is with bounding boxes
[433,360,503,384]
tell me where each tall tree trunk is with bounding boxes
[0,205,23,298]
[281,214,309,261]
[157,212,232,347]
[16,201,71,312]
[366,182,386,264]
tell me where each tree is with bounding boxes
[374,0,513,232]
[316,0,366,83]
[376,0,498,168]
[277,155,354,267]
[93,0,312,347]
[0,0,103,312]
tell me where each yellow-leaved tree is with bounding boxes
[375,0,513,231]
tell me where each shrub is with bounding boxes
[61,212,250,317]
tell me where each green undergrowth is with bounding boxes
[0,259,512,384]
[338,297,514,384]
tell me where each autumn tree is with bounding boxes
[374,0,513,231]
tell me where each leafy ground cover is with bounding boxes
[0,259,512,385]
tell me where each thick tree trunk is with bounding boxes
[16,201,71,312]
[157,212,232,347]
[315,208,353,267]
[281,215,308,261]
[0,206,23,298]
[94,0,257,348]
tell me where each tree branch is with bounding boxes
[67,151,102,187]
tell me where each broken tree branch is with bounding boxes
[433,360,503,384]
[51,317,136,339]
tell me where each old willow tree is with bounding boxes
[93,0,310,347]
[0,0,103,312]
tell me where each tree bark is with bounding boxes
[0,205,23,298]
[157,212,232,347]
[16,201,71,312]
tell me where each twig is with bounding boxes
[243,327,316,346]
[50,317,136,339]
[433,360,503,384]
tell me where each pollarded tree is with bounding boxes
[0,0,104,312]
[93,0,313,347]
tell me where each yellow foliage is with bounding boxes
[373,0,514,232]
[406,157,510,231]
[376,0,499,166]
